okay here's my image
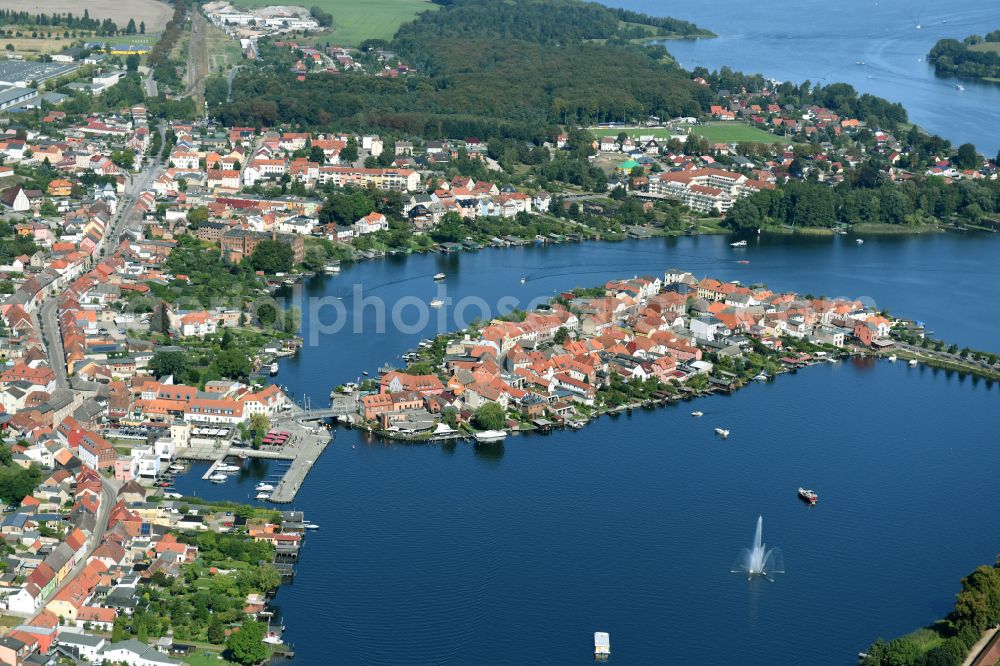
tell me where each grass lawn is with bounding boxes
[204,20,244,74]
[236,0,438,45]
[693,122,789,144]
[182,650,238,666]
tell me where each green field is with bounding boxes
[969,42,1000,56]
[693,122,788,144]
[588,127,682,139]
[236,0,438,44]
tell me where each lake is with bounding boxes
[607,0,1000,156]
[181,233,1000,664]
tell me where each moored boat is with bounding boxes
[798,487,818,504]
[908,358,919,367]
[209,473,227,483]
[474,430,507,443]
[269,362,278,376]
[255,492,271,500]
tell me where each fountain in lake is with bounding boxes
[732,516,784,581]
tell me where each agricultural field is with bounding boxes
[692,121,789,144]
[235,0,438,44]
[2,0,173,33]
[0,33,159,57]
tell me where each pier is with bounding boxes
[267,427,330,503]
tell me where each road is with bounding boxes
[35,124,164,388]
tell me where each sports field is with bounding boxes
[692,122,788,144]
[237,0,438,44]
[589,127,681,139]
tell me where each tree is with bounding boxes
[248,241,293,273]
[553,327,568,344]
[213,348,252,380]
[140,20,145,34]
[227,621,268,665]
[126,53,140,71]
[301,243,327,271]
[340,137,358,163]
[0,465,42,505]
[473,403,505,431]
[207,617,226,644]
[955,143,980,170]
[4,44,13,52]
[126,18,136,34]
[249,413,270,438]
[149,350,188,379]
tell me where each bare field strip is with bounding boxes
[1,0,173,33]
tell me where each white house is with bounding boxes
[101,639,181,666]
[353,212,388,235]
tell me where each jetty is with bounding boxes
[267,417,332,503]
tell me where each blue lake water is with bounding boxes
[607,0,1000,156]
[180,234,1000,664]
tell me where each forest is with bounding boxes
[928,33,1000,81]
[724,170,1000,231]
[218,0,713,137]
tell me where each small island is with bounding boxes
[927,31,1000,83]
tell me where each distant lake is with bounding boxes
[605,0,1000,156]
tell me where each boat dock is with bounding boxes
[267,418,332,503]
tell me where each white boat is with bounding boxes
[209,473,227,483]
[324,264,341,273]
[855,238,864,244]
[909,359,919,367]
[305,523,320,530]
[269,362,278,376]
[433,272,446,280]
[255,493,271,500]
[730,240,747,247]
[474,430,507,443]
[169,464,186,472]
[714,428,730,438]
[888,354,897,362]
[520,276,526,284]
[263,634,282,645]
[955,84,965,92]
[691,410,703,417]
[567,420,585,429]
[754,372,769,381]
[164,492,182,499]
[430,298,445,308]
[256,483,275,492]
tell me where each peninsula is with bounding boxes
[333,269,999,441]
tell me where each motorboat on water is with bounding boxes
[474,430,507,443]
[520,276,527,284]
[430,298,445,308]
[209,473,227,483]
[798,487,819,504]
[714,428,730,438]
[256,483,275,492]
[269,362,278,376]
[856,238,864,244]
[216,464,241,473]
[305,523,320,530]
[691,411,703,417]
[255,493,271,501]
[909,358,919,367]
[730,240,747,247]
[887,354,897,362]
[433,272,446,280]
